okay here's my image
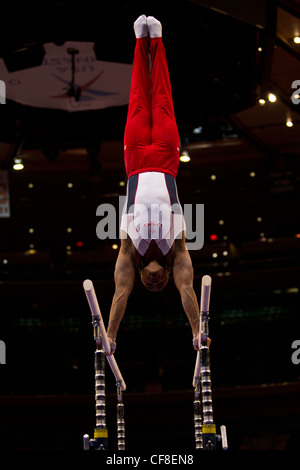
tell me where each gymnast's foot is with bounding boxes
[147,16,162,38]
[134,14,148,38]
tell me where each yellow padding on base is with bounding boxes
[94,428,108,438]
[202,424,216,434]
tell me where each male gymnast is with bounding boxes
[107,15,202,354]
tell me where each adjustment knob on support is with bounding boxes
[83,434,90,450]
[220,425,228,450]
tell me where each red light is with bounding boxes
[210,234,218,241]
[76,241,84,247]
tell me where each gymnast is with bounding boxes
[107,15,202,354]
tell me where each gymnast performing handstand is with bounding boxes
[107,15,202,354]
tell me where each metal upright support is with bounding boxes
[193,375,203,449]
[83,342,108,450]
[83,279,126,451]
[116,381,125,451]
[200,342,216,450]
[93,347,108,449]
[193,275,228,451]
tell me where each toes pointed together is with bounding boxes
[134,14,162,39]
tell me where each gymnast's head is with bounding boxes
[139,260,170,292]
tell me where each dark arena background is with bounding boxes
[0,0,300,455]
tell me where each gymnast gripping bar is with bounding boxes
[83,279,126,391]
[193,275,212,387]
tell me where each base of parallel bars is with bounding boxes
[83,427,108,451]
[198,424,228,451]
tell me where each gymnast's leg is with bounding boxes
[123,15,152,177]
[148,16,180,178]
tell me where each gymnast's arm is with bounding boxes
[107,237,135,354]
[172,235,201,350]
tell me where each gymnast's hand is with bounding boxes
[107,336,116,355]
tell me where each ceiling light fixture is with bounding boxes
[180,151,190,163]
[294,36,300,44]
[25,249,37,255]
[13,163,24,170]
[268,93,277,103]
[13,158,24,170]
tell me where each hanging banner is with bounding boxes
[0,41,132,112]
[0,171,10,218]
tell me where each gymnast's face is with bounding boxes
[139,260,170,292]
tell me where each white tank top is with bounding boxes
[120,172,186,256]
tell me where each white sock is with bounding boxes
[134,14,148,38]
[147,16,162,38]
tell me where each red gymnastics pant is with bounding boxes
[124,37,180,179]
